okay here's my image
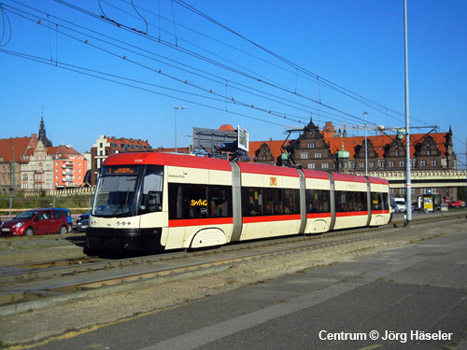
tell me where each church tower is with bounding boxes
[38,116,53,147]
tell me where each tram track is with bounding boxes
[0,221,390,285]
[0,212,464,314]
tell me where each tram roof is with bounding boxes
[103,152,388,184]
[103,152,232,171]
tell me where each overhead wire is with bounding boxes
[0,4,12,47]
[0,46,287,127]
[101,0,365,126]
[3,2,313,125]
[172,0,434,127]
[49,0,377,126]
[5,0,367,128]
[5,0,434,132]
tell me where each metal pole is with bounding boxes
[174,107,178,153]
[404,0,412,225]
[364,111,368,176]
[173,106,187,153]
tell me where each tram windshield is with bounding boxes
[92,165,163,217]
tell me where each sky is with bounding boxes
[0,0,466,164]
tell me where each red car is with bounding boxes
[449,200,463,208]
[0,209,70,236]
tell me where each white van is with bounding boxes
[393,198,407,213]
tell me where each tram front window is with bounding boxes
[138,165,163,214]
[93,166,140,217]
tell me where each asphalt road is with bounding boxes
[25,218,467,350]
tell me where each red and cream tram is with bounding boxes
[86,152,390,252]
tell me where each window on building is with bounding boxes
[431,160,438,167]
[314,152,322,159]
[388,161,395,168]
[322,163,329,169]
[308,142,315,149]
[369,161,375,168]
[399,161,405,168]
[307,163,316,169]
[420,160,427,167]
[300,153,309,160]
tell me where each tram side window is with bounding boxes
[139,165,163,214]
[242,187,262,216]
[168,184,232,220]
[306,189,330,213]
[242,187,300,216]
[282,189,300,215]
[169,183,208,219]
[335,191,368,212]
[210,186,232,218]
[371,192,389,211]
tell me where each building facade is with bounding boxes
[51,146,88,190]
[0,135,38,195]
[20,140,54,192]
[250,121,465,201]
[90,135,152,185]
[1,118,89,195]
[20,142,88,192]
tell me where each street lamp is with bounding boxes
[364,111,368,176]
[173,106,187,153]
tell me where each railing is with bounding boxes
[354,169,467,181]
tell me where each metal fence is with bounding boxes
[0,196,93,220]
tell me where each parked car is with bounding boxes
[392,198,407,213]
[449,200,463,208]
[76,212,90,232]
[43,207,72,232]
[0,209,70,236]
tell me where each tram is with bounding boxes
[86,152,390,252]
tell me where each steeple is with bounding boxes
[38,113,53,147]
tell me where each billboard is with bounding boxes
[193,127,237,154]
[237,125,249,152]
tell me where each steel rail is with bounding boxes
[0,213,464,309]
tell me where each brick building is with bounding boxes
[20,142,88,192]
[0,135,38,195]
[249,121,463,201]
[90,135,152,185]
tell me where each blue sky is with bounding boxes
[0,0,466,164]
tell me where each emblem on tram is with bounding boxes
[191,199,208,207]
[270,177,277,186]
